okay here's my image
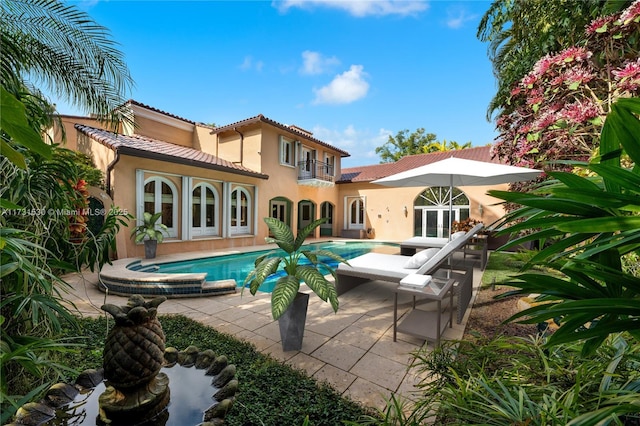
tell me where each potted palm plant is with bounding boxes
[244,217,348,351]
[131,212,168,259]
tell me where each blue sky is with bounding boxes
[57,0,497,168]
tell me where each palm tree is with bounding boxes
[0,1,132,419]
[1,0,134,166]
[1,0,134,120]
[423,139,472,153]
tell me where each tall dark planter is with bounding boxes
[278,292,309,351]
[144,240,158,259]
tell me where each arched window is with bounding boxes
[347,197,365,230]
[143,177,178,238]
[192,183,219,236]
[230,186,251,235]
[413,187,469,238]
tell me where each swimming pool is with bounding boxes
[152,241,399,293]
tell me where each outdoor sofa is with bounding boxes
[336,222,484,324]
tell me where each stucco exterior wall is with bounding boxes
[239,128,263,173]
[135,115,194,147]
[217,132,245,165]
[80,132,115,185]
[51,106,514,263]
[255,126,342,237]
[54,116,104,150]
[336,182,508,242]
[110,155,265,259]
[192,125,217,155]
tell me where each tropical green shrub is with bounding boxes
[1,1,132,421]
[244,217,347,319]
[0,227,81,421]
[351,334,640,426]
[488,97,640,355]
[1,148,129,271]
[130,211,169,243]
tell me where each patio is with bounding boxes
[62,249,484,410]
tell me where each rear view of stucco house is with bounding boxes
[54,100,507,260]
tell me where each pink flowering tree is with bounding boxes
[492,1,640,187]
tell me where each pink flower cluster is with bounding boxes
[620,0,640,25]
[518,48,593,91]
[494,1,640,174]
[586,0,640,34]
[586,15,617,34]
[613,58,640,92]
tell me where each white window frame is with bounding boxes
[280,136,294,167]
[230,186,252,235]
[137,174,179,238]
[191,182,219,237]
[344,196,365,230]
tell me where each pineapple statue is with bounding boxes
[98,295,169,424]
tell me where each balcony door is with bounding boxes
[299,146,314,179]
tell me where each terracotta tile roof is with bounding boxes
[126,99,196,125]
[211,114,350,157]
[338,146,498,183]
[75,124,268,179]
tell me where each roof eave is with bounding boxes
[115,146,269,180]
[211,115,350,157]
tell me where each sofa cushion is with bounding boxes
[404,247,440,269]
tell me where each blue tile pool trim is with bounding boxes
[99,259,236,298]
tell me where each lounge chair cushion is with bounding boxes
[451,231,466,240]
[404,247,440,268]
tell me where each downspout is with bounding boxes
[106,148,120,198]
[233,127,244,165]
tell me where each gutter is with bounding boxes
[106,148,121,197]
[233,127,244,165]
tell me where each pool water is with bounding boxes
[154,241,399,293]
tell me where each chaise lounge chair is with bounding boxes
[400,228,489,270]
[400,231,469,255]
[336,223,484,324]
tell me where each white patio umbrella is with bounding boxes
[372,157,542,238]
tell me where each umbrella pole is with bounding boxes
[448,175,453,241]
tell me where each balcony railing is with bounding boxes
[297,160,335,187]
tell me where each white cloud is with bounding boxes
[313,65,369,104]
[312,125,392,166]
[273,0,429,17]
[239,56,264,71]
[445,7,477,29]
[300,50,340,75]
[77,0,99,10]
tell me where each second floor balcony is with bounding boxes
[297,160,335,187]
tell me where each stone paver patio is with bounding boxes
[62,249,484,410]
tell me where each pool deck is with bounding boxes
[61,243,485,412]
